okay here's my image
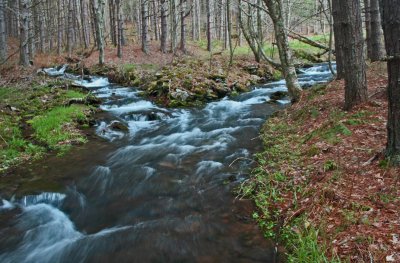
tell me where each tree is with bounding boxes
[93,0,105,65]
[369,0,384,61]
[263,0,302,102]
[206,0,212,52]
[331,0,344,79]
[19,0,30,66]
[141,0,149,54]
[160,0,168,53]
[116,0,123,58]
[332,0,367,110]
[380,0,400,164]
[0,0,6,62]
[363,0,372,59]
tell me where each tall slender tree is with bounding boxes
[0,0,6,62]
[380,0,400,164]
[369,0,384,61]
[332,0,367,110]
[160,0,168,53]
[141,0,149,54]
[93,0,105,64]
[19,0,30,66]
[263,0,302,102]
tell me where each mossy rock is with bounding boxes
[233,82,250,93]
[212,83,231,98]
[270,91,289,101]
[108,121,129,132]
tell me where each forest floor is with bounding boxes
[243,61,400,262]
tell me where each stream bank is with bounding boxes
[244,62,400,262]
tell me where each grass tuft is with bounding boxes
[30,105,88,149]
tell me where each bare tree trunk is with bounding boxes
[116,0,122,58]
[264,0,302,102]
[109,0,117,46]
[160,0,167,53]
[238,0,260,62]
[332,0,367,110]
[331,0,344,79]
[93,0,105,64]
[369,0,384,61]
[0,0,6,62]
[81,0,89,48]
[38,0,45,53]
[67,0,74,57]
[226,0,233,66]
[380,0,400,164]
[20,0,30,66]
[206,0,211,52]
[152,0,158,41]
[170,0,178,52]
[179,0,189,52]
[141,0,149,53]
[57,0,62,54]
[363,0,372,59]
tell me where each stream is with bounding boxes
[0,63,335,263]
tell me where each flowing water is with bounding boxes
[0,63,335,263]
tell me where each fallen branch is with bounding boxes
[288,31,334,54]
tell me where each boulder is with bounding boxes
[170,88,190,101]
[108,121,129,132]
[269,91,289,101]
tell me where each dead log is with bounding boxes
[288,31,335,54]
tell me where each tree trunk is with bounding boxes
[93,0,105,64]
[67,0,74,57]
[332,0,367,110]
[226,0,233,66]
[81,0,89,48]
[206,0,211,52]
[369,0,384,61]
[0,0,6,62]
[331,0,344,79]
[19,0,30,66]
[160,0,167,53]
[152,0,158,41]
[57,0,62,55]
[264,0,302,102]
[363,0,372,59]
[141,0,149,53]
[116,0,122,58]
[179,0,187,52]
[380,0,400,164]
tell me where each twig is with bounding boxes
[229,157,255,167]
[0,134,9,147]
[283,207,306,227]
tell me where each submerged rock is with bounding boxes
[269,91,289,102]
[108,121,129,132]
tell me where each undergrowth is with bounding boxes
[239,84,348,262]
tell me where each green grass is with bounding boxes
[30,105,88,149]
[285,225,339,263]
[0,87,13,99]
[0,115,45,171]
[63,90,87,99]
